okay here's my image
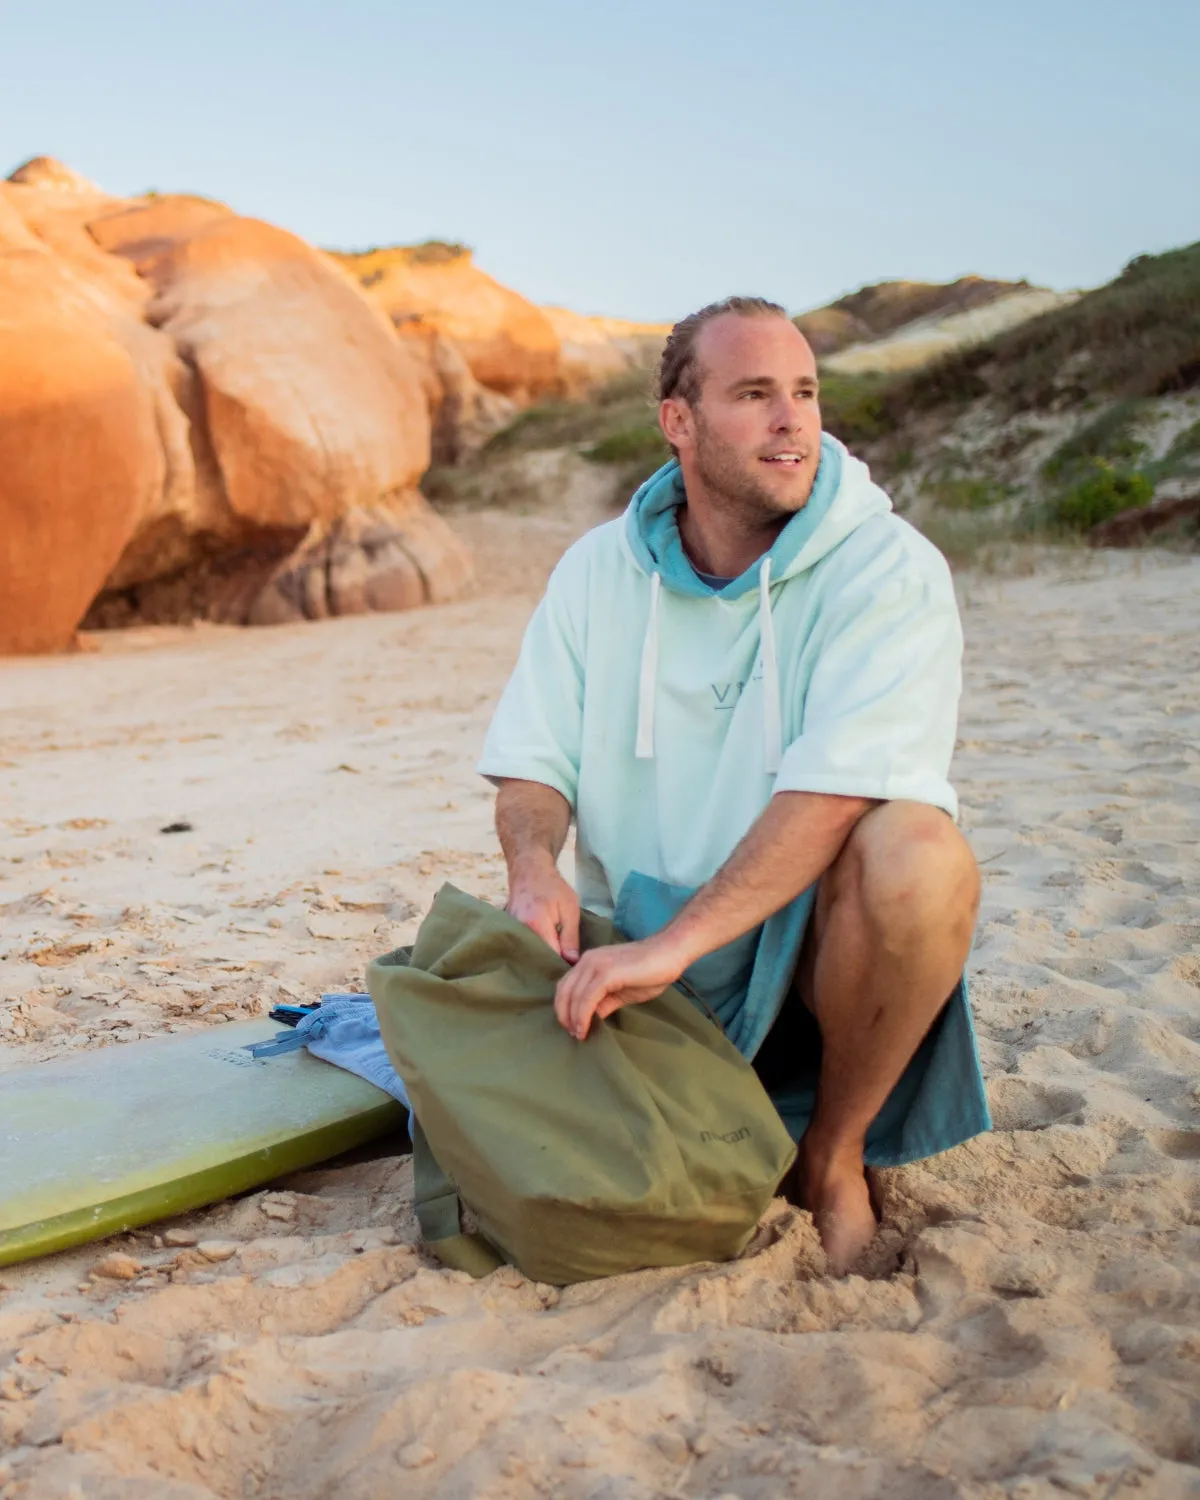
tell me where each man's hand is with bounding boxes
[551,790,876,1040]
[507,855,581,963]
[553,934,688,1040]
[495,779,579,962]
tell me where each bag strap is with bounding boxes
[675,975,728,1035]
[411,1117,505,1279]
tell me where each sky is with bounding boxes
[3,0,1197,322]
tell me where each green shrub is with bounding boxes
[1140,416,1200,487]
[1042,401,1149,480]
[481,400,580,454]
[592,367,657,408]
[929,477,1011,511]
[817,372,898,445]
[1048,463,1153,531]
[482,370,660,459]
[1166,415,1200,461]
[405,240,471,265]
[915,507,1047,571]
[583,424,668,466]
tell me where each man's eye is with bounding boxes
[740,390,765,399]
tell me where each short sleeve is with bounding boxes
[773,559,963,818]
[476,554,587,806]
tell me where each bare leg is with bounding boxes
[798,801,980,1274]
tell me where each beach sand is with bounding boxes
[1,512,1197,1499]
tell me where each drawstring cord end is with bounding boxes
[759,558,783,776]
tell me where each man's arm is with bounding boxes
[496,777,581,962]
[554,789,873,1039]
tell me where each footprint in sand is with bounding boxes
[986,1078,1088,1132]
[1151,1129,1200,1161]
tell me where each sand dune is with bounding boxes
[823,289,1079,375]
[1,516,1197,1498]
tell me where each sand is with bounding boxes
[1,513,1198,1500]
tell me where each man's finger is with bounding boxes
[595,993,626,1022]
[515,904,565,957]
[554,953,592,1029]
[553,967,575,1030]
[557,900,581,964]
[570,988,602,1041]
[567,961,611,1040]
[560,957,587,1035]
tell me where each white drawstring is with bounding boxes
[758,557,783,775]
[635,563,782,773]
[635,571,661,759]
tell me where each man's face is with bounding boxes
[661,314,822,522]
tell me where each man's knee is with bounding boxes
[826,800,979,938]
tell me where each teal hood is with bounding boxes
[623,432,849,598]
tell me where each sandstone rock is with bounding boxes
[3,176,204,594]
[91,1253,142,1280]
[334,243,563,402]
[395,322,516,464]
[0,230,164,653]
[196,1241,238,1263]
[249,501,472,626]
[542,305,667,396]
[88,193,233,267]
[1,163,472,649]
[6,156,101,193]
[3,162,144,311]
[129,214,435,532]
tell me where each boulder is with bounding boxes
[105,210,434,531]
[85,501,473,631]
[0,164,472,648]
[249,500,474,625]
[99,206,475,617]
[2,184,214,593]
[0,234,163,653]
[333,243,563,402]
[394,321,516,465]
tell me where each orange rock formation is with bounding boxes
[0,164,472,654]
[0,197,163,653]
[332,243,563,404]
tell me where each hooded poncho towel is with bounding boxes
[479,435,990,1164]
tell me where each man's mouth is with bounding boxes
[760,452,806,466]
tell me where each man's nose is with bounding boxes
[769,393,806,432]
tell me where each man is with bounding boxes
[479,297,989,1274]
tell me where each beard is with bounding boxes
[692,411,817,524]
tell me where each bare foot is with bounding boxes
[799,1137,878,1275]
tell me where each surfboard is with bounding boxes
[0,1018,407,1267]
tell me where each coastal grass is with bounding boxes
[893,240,1200,419]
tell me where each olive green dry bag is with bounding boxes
[367,884,796,1285]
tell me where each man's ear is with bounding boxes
[659,396,693,450]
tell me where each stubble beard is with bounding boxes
[692,411,814,527]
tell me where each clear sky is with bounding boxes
[4,0,1197,322]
